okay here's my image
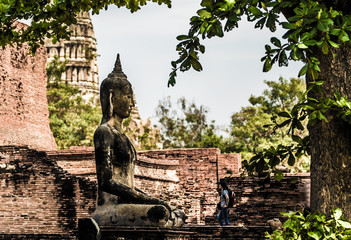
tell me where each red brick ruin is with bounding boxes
[0,145,310,239]
[0,22,310,240]
[0,22,57,151]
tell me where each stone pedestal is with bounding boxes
[78,218,194,240]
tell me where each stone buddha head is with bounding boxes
[100,54,135,123]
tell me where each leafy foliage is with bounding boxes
[243,78,351,178]
[229,77,309,173]
[266,209,351,240]
[155,96,223,149]
[0,0,171,52]
[169,0,351,181]
[169,0,351,86]
[47,56,101,149]
[122,115,162,151]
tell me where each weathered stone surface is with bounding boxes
[93,204,170,227]
[45,12,99,102]
[92,54,184,228]
[0,21,57,151]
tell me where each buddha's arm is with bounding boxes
[107,178,171,211]
[97,155,171,211]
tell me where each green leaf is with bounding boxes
[248,6,262,16]
[266,13,276,31]
[225,0,235,9]
[255,158,266,173]
[308,231,322,240]
[269,156,280,167]
[200,22,208,34]
[304,40,317,46]
[255,17,266,29]
[298,64,308,77]
[288,154,295,166]
[263,58,272,72]
[340,31,350,42]
[338,220,351,228]
[278,51,288,67]
[333,209,343,220]
[328,40,339,48]
[297,119,305,130]
[330,28,341,36]
[180,57,191,72]
[265,44,271,52]
[214,22,224,37]
[297,43,308,49]
[282,22,296,30]
[199,45,205,53]
[197,9,212,18]
[270,37,281,47]
[201,0,213,8]
[0,3,5,12]
[317,21,329,32]
[316,111,328,122]
[274,170,284,181]
[283,218,293,229]
[278,111,291,118]
[176,35,190,41]
[292,135,302,143]
[279,119,291,128]
[190,58,203,71]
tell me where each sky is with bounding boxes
[91,0,304,130]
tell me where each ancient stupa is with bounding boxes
[45,12,99,102]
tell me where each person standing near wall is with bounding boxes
[217,180,230,226]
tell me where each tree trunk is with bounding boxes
[307,45,351,220]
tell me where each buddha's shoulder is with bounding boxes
[94,123,122,137]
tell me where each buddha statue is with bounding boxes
[92,54,185,227]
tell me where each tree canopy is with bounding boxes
[169,0,351,218]
[47,56,101,149]
[0,0,171,52]
[229,77,309,173]
[169,0,351,86]
[155,96,223,149]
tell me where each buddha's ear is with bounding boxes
[109,91,114,118]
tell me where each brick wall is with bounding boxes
[48,148,310,226]
[206,174,311,226]
[48,148,241,225]
[0,22,57,151]
[1,146,310,238]
[0,146,96,237]
[138,148,241,224]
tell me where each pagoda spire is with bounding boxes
[113,54,123,73]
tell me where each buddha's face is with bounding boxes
[111,86,135,119]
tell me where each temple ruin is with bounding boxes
[0,19,312,240]
[0,22,57,151]
[44,12,99,103]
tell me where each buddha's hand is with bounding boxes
[133,190,171,212]
[148,198,171,213]
[158,200,172,213]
